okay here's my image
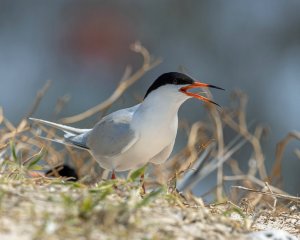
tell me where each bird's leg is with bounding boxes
[111,170,116,180]
[140,172,146,194]
[111,170,118,190]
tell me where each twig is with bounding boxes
[231,185,300,203]
[222,97,268,182]
[0,107,3,125]
[207,91,225,201]
[271,131,300,183]
[26,80,51,118]
[177,132,248,193]
[60,42,161,124]
[53,94,71,117]
[177,122,207,173]
[176,143,216,192]
[3,118,16,132]
[264,182,277,211]
[224,175,289,195]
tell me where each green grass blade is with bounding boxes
[26,148,46,170]
[135,187,165,209]
[129,166,146,182]
[9,140,19,164]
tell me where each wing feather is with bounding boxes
[86,106,139,158]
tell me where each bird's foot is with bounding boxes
[140,173,146,195]
[111,170,116,180]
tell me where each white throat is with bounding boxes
[132,85,190,131]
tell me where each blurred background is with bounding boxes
[0,0,299,195]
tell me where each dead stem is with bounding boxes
[231,185,300,203]
[207,90,225,201]
[26,80,51,119]
[271,131,300,184]
[60,42,161,124]
[223,91,268,182]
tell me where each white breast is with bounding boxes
[102,84,190,171]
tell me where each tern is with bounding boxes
[30,72,224,179]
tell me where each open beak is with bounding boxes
[179,82,224,107]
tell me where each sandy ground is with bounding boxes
[0,179,298,240]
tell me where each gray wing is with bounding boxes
[66,130,91,149]
[86,105,140,158]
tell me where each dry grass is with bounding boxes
[0,43,299,239]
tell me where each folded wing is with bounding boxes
[86,106,139,158]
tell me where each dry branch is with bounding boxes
[222,91,268,182]
[225,175,289,196]
[0,107,3,125]
[206,90,225,201]
[26,80,51,118]
[271,131,300,183]
[232,185,300,203]
[60,42,161,124]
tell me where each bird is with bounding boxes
[30,72,224,180]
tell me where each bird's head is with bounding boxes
[144,72,224,106]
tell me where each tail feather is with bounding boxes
[29,118,90,150]
[29,118,90,134]
[38,135,89,150]
[63,132,76,138]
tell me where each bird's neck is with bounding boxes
[132,94,185,130]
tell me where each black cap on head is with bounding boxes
[144,72,194,99]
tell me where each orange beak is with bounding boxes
[179,82,224,107]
